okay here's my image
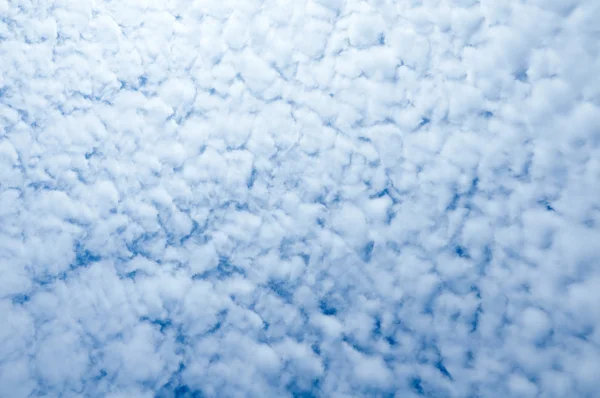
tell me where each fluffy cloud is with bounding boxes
[1,0,599,397]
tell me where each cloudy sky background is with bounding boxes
[1,0,600,396]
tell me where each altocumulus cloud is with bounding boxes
[1,0,600,397]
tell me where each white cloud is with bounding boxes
[0,0,599,396]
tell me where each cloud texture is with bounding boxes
[1,0,600,396]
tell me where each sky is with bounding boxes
[1,0,599,397]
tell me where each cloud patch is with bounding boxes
[1,0,599,397]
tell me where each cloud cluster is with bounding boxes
[1,0,599,396]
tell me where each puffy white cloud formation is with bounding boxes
[1,0,599,397]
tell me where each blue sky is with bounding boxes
[1,0,600,397]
